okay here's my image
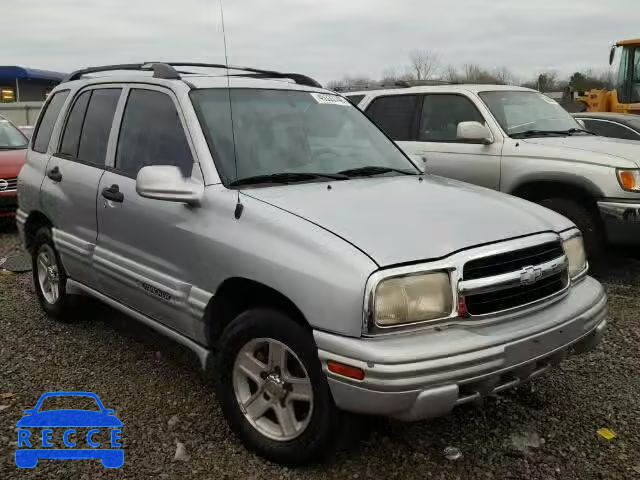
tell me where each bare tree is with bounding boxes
[492,66,516,85]
[442,64,461,83]
[459,64,499,84]
[408,50,439,81]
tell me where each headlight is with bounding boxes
[561,232,587,279]
[617,169,640,192]
[374,272,453,326]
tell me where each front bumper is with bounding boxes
[315,276,607,421]
[598,199,640,247]
[0,191,17,218]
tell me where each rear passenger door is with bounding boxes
[40,87,121,288]
[94,86,200,336]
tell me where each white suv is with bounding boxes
[348,85,640,257]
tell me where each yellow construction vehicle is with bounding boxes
[576,38,640,114]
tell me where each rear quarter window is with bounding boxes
[32,90,69,153]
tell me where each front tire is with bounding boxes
[538,197,605,259]
[31,227,74,320]
[215,308,351,465]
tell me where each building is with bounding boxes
[0,66,66,103]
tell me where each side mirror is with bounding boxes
[457,121,493,144]
[136,166,204,206]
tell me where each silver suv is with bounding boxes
[17,63,607,465]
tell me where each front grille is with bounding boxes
[462,240,567,316]
[0,177,17,191]
[463,241,564,280]
[465,272,568,315]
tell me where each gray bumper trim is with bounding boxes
[316,277,607,421]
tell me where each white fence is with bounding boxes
[0,102,43,126]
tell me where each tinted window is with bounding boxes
[115,89,193,178]
[33,91,69,153]
[419,94,484,142]
[77,89,121,167]
[345,95,365,106]
[365,95,419,141]
[582,119,640,141]
[58,91,91,159]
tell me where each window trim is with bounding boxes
[416,92,490,144]
[578,117,640,140]
[364,93,422,141]
[108,84,199,181]
[31,89,70,154]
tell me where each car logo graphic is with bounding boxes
[15,391,123,468]
[520,266,543,286]
[0,179,8,191]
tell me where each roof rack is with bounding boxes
[63,62,323,88]
[334,79,456,93]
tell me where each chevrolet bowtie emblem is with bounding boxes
[520,266,542,285]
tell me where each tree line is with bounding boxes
[327,49,614,93]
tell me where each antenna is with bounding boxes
[218,0,243,219]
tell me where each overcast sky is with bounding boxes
[2,0,637,85]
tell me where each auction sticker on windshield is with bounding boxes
[310,92,350,105]
[15,391,124,469]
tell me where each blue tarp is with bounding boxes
[0,66,66,82]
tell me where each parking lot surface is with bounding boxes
[1,225,639,479]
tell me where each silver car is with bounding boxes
[17,63,607,465]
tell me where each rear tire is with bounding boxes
[214,308,352,465]
[538,197,605,259]
[31,227,75,321]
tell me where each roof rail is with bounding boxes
[63,63,180,82]
[166,63,322,88]
[63,62,323,88]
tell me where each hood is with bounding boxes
[244,175,573,267]
[16,409,123,427]
[522,136,640,168]
[0,149,26,178]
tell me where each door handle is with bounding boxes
[102,184,124,203]
[47,166,62,182]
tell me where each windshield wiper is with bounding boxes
[336,165,417,178]
[562,128,597,136]
[229,172,349,187]
[510,130,572,139]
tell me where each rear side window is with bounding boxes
[32,90,69,153]
[58,91,91,160]
[365,95,419,141]
[419,94,484,142]
[115,89,193,178]
[77,89,121,167]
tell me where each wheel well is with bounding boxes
[511,181,596,207]
[205,278,310,348]
[24,211,53,250]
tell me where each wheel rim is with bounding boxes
[232,338,314,441]
[36,245,60,305]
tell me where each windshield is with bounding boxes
[191,89,418,185]
[0,117,28,149]
[479,91,581,136]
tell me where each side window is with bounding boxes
[77,89,121,167]
[419,95,484,142]
[365,95,419,141]
[32,90,69,153]
[584,119,639,140]
[115,89,193,178]
[58,91,91,160]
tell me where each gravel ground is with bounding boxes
[1,224,639,479]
